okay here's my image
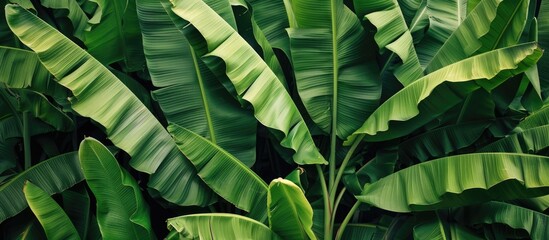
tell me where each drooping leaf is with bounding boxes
[84,0,144,71]
[357,153,549,212]
[79,137,153,239]
[137,0,257,165]
[6,4,215,206]
[354,0,424,87]
[454,201,549,240]
[167,213,281,240]
[425,0,530,73]
[286,0,382,138]
[0,152,82,223]
[346,43,541,143]
[23,181,80,240]
[164,0,326,165]
[168,124,268,221]
[267,178,316,240]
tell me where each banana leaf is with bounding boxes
[10,89,73,131]
[61,186,90,239]
[79,138,153,239]
[23,181,80,240]
[346,43,542,143]
[5,4,215,206]
[286,0,382,138]
[268,178,316,240]
[137,0,257,165]
[425,0,529,73]
[454,201,549,239]
[168,124,268,221]
[518,104,549,129]
[0,151,82,222]
[246,0,290,54]
[354,0,424,86]
[38,0,89,40]
[167,213,281,240]
[163,0,326,165]
[84,0,144,71]
[356,153,549,212]
[478,125,549,153]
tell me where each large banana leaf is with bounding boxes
[168,124,268,221]
[23,181,80,240]
[425,0,529,73]
[267,178,316,240]
[6,4,215,206]
[454,201,549,239]
[0,152,82,222]
[167,213,281,240]
[84,0,144,71]
[346,43,541,143]
[286,0,381,139]
[354,0,424,87]
[79,138,153,239]
[356,153,549,212]
[478,125,549,153]
[137,0,257,165]
[164,0,325,165]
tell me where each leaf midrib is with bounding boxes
[190,46,217,144]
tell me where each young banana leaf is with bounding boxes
[79,137,153,239]
[23,181,80,240]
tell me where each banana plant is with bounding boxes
[1,0,549,239]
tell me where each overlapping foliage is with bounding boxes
[1,0,549,239]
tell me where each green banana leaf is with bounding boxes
[354,0,424,86]
[425,0,529,73]
[79,137,153,239]
[518,104,549,129]
[454,201,549,239]
[5,4,215,206]
[0,47,66,98]
[478,125,549,153]
[356,153,549,212]
[346,43,541,143]
[268,178,316,240]
[23,181,80,240]
[413,0,467,68]
[467,0,482,14]
[538,0,549,98]
[84,0,144,71]
[168,124,268,221]
[11,89,73,131]
[515,195,549,212]
[38,0,89,40]
[340,224,386,240]
[167,213,281,240]
[286,0,381,138]
[0,151,82,222]
[137,0,257,165]
[164,0,326,165]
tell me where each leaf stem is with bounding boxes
[316,165,332,240]
[331,187,347,229]
[335,200,360,240]
[328,0,339,193]
[330,134,364,205]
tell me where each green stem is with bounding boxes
[23,111,31,169]
[328,0,339,193]
[335,201,361,240]
[331,187,347,229]
[316,165,332,240]
[330,134,364,204]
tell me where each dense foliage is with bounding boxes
[1,0,549,239]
